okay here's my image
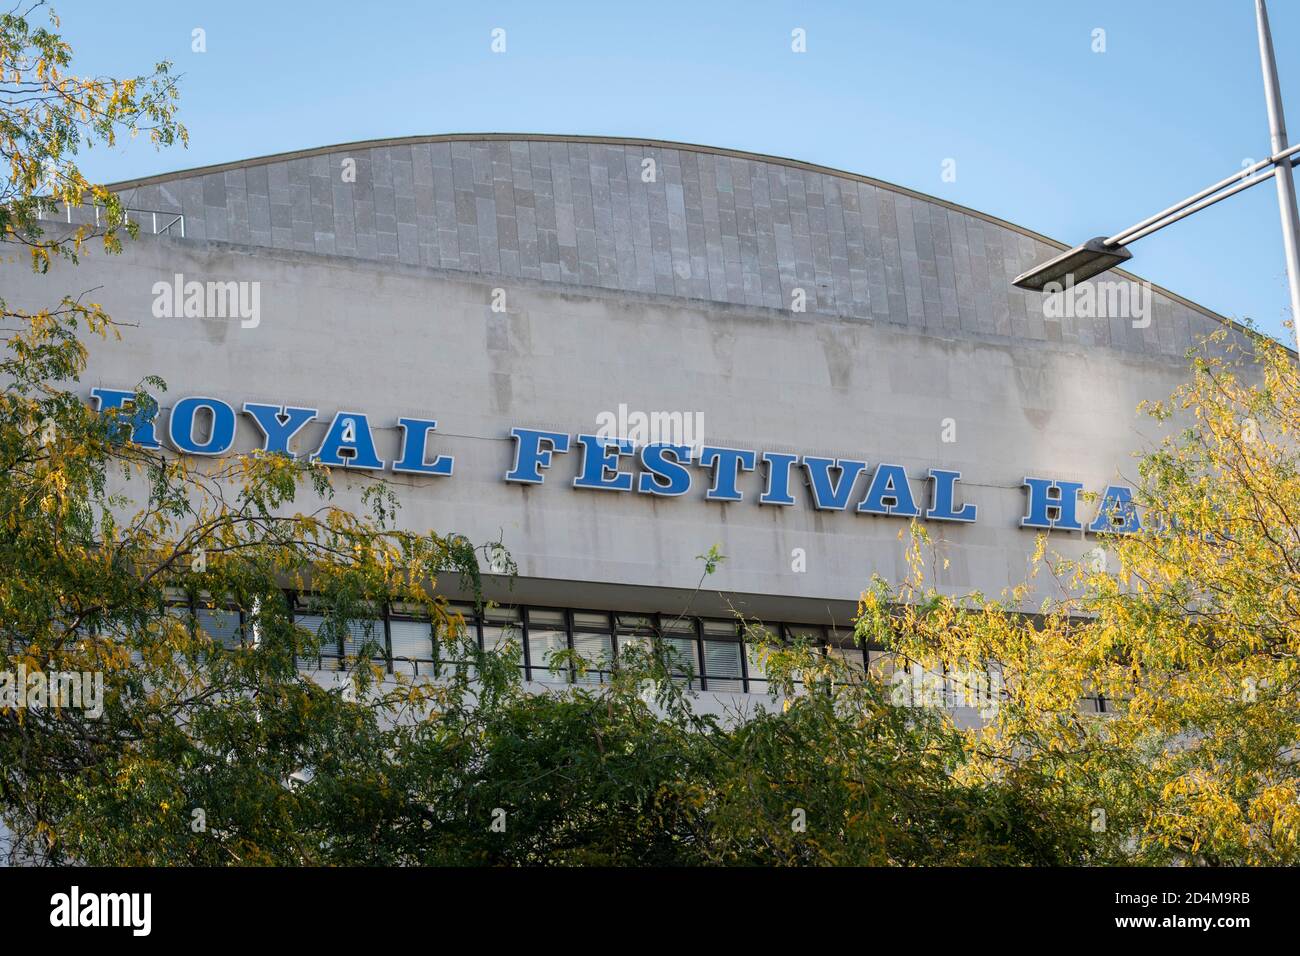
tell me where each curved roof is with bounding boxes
[108,133,1258,359]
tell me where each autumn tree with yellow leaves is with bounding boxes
[864,328,1300,865]
[0,1,493,864]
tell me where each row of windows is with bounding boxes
[164,596,1106,711]
[173,597,883,695]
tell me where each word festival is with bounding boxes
[90,387,1142,534]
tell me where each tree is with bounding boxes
[864,328,1300,865]
[0,1,489,864]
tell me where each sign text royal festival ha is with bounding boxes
[89,387,1143,536]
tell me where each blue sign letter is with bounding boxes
[639,443,693,496]
[1088,484,1140,534]
[759,452,800,506]
[926,469,977,523]
[243,403,317,457]
[1020,477,1085,531]
[393,418,454,476]
[505,428,571,484]
[857,463,920,517]
[572,434,635,492]
[802,457,868,511]
[90,387,161,449]
[168,396,236,456]
[314,411,384,470]
[698,446,757,502]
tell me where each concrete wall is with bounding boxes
[109,135,1237,362]
[3,226,1235,617]
[7,136,1265,620]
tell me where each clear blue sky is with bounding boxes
[56,0,1300,343]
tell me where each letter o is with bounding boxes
[168,396,237,456]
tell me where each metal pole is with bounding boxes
[1257,0,1300,343]
[1106,144,1300,247]
[1118,166,1278,245]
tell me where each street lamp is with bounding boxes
[1011,238,1131,292]
[1013,0,1300,341]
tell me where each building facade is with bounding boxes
[3,134,1263,704]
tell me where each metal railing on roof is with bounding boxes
[35,202,185,237]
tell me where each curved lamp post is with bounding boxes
[1014,1,1300,347]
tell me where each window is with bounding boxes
[163,604,191,630]
[868,649,899,682]
[152,605,192,664]
[341,616,383,661]
[785,624,824,644]
[197,608,243,650]
[783,624,826,686]
[826,627,865,677]
[389,616,434,677]
[482,607,521,656]
[293,614,336,671]
[745,639,771,696]
[659,617,700,688]
[435,603,479,676]
[614,614,654,664]
[701,619,744,692]
[526,608,568,683]
[573,611,614,684]
[291,596,385,670]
